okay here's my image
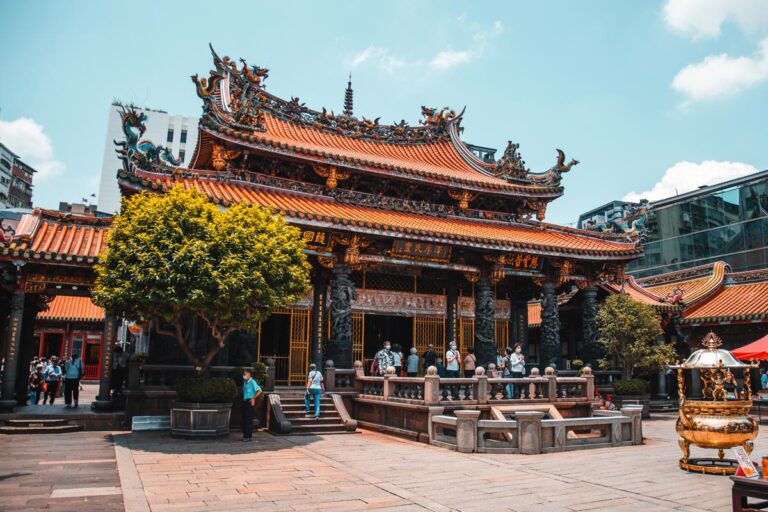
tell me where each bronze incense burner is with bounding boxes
[671,332,758,475]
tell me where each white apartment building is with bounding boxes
[97,103,198,214]
[0,143,14,208]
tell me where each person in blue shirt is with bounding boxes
[43,357,62,405]
[64,353,84,408]
[761,368,768,391]
[241,368,262,442]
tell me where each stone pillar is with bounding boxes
[310,272,328,369]
[621,405,644,445]
[516,410,545,455]
[445,280,459,347]
[581,285,599,366]
[540,281,561,370]
[655,336,669,399]
[0,289,25,412]
[424,366,440,405]
[510,293,529,350]
[328,263,355,369]
[455,410,481,453]
[474,273,496,368]
[96,314,117,403]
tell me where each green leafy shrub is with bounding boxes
[612,378,649,396]
[175,377,238,403]
[253,362,268,387]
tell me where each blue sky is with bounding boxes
[0,0,766,224]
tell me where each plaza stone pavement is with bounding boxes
[0,414,764,512]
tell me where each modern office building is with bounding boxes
[579,170,768,279]
[97,103,198,214]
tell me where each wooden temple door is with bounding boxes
[413,316,444,374]
[495,320,509,355]
[288,308,310,385]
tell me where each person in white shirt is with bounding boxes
[304,363,324,419]
[508,343,526,399]
[444,341,461,399]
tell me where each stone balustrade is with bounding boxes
[430,404,644,454]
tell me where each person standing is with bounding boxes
[43,357,62,405]
[374,341,395,376]
[502,347,513,399]
[463,347,476,378]
[28,364,43,405]
[304,363,324,418]
[761,368,768,390]
[508,343,526,399]
[392,344,403,376]
[423,344,437,372]
[64,353,84,408]
[445,341,461,399]
[406,347,419,377]
[241,368,262,442]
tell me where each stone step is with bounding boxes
[0,424,83,435]
[279,397,333,403]
[281,404,337,412]
[288,423,349,434]
[288,416,345,426]
[4,418,69,427]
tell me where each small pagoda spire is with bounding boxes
[343,74,354,117]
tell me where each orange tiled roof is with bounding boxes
[683,281,768,324]
[204,113,559,195]
[38,295,105,322]
[128,174,639,258]
[0,209,111,264]
[641,262,727,306]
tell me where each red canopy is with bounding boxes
[732,334,768,361]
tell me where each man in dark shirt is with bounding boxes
[423,344,437,372]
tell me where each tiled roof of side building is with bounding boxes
[38,295,105,322]
[125,174,641,258]
[683,280,768,324]
[0,209,112,264]
[639,261,728,306]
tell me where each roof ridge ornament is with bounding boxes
[585,199,650,242]
[114,104,181,175]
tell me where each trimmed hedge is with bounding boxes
[175,377,238,403]
[612,378,649,396]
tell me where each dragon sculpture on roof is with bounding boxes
[114,104,181,174]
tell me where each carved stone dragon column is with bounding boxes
[581,285,600,367]
[540,281,561,370]
[328,263,356,369]
[474,273,496,369]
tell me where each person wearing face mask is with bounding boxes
[509,343,526,399]
[445,341,461,399]
[374,341,395,376]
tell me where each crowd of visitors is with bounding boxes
[27,353,84,407]
[365,340,531,399]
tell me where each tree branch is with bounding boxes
[172,321,201,371]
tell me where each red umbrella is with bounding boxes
[732,334,768,361]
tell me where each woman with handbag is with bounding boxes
[304,363,324,419]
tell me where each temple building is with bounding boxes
[110,47,642,384]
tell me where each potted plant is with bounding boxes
[171,376,238,438]
[571,358,584,370]
[596,294,676,418]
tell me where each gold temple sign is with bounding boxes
[301,230,330,249]
[498,253,543,272]
[391,240,451,262]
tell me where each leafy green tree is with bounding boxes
[596,293,675,379]
[93,186,310,373]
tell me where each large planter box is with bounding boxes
[613,395,651,419]
[170,402,232,438]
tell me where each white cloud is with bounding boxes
[430,50,473,70]
[0,118,65,181]
[663,0,768,40]
[671,37,768,104]
[429,20,504,70]
[623,160,759,202]
[349,45,405,74]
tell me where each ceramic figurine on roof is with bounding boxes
[114,104,181,173]
[585,199,650,241]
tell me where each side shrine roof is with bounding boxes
[38,295,105,323]
[0,209,112,265]
[187,46,578,199]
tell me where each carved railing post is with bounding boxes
[545,367,557,400]
[325,360,336,393]
[581,285,599,367]
[383,366,395,399]
[475,367,488,404]
[353,360,364,391]
[424,366,440,405]
[474,273,496,368]
[581,366,595,400]
[621,405,644,445]
[265,358,276,391]
[455,410,481,453]
[516,411,545,455]
[328,263,355,369]
[540,281,561,370]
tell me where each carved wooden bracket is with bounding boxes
[211,144,242,171]
[464,271,479,284]
[448,189,478,211]
[313,165,351,190]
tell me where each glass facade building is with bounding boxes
[625,170,768,278]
